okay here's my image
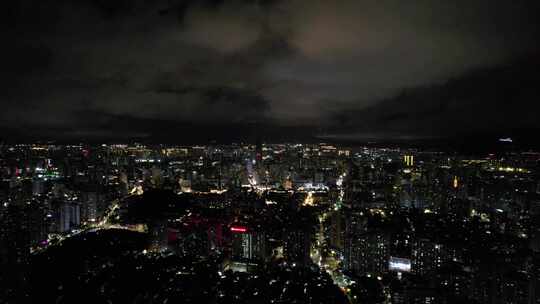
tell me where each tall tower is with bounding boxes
[403,155,414,167]
[230,225,267,272]
[255,138,263,163]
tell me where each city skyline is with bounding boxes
[3,1,540,303]
[2,142,539,303]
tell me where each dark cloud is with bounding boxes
[324,58,540,141]
[1,0,539,143]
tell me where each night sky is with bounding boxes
[2,0,540,143]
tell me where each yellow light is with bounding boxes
[303,191,314,206]
[404,155,414,166]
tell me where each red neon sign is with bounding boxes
[230,226,247,233]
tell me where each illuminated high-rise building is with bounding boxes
[343,210,390,275]
[230,225,267,271]
[412,238,444,276]
[404,155,414,167]
[284,229,311,265]
[149,218,168,251]
[328,211,344,252]
[52,200,80,233]
[80,185,104,224]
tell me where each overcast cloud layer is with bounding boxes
[2,0,539,142]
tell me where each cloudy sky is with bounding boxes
[2,0,540,143]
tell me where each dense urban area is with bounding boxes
[1,141,539,303]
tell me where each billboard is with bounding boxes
[230,226,248,233]
[389,257,411,272]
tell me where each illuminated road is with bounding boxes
[312,210,355,303]
[246,158,259,186]
[310,215,324,267]
[33,196,144,253]
[94,196,146,232]
[96,199,120,227]
[309,172,355,302]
